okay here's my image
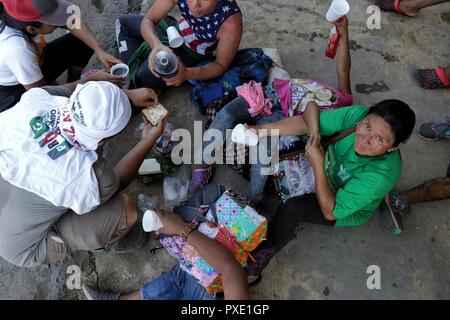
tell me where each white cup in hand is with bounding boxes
[167,26,184,48]
[142,210,164,233]
[110,63,130,88]
[231,124,259,147]
[325,0,350,22]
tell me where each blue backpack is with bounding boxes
[188,48,273,113]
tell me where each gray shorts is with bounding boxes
[45,161,127,264]
[0,157,127,267]
[45,193,128,264]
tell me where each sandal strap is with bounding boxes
[394,0,401,13]
[435,67,450,87]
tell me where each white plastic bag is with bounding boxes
[163,165,190,209]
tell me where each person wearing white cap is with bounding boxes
[0,80,166,268]
[0,0,123,112]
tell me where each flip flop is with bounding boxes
[379,191,410,235]
[375,0,399,12]
[414,67,450,89]
[375,0,414,17]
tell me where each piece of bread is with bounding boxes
[142,103,168,126]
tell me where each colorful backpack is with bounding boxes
[159,183,268,294]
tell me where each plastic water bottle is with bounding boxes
[153,50,179,78]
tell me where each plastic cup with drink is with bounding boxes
[110,63,130,89]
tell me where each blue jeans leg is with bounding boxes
[202,96,252,166]
[246,109,285,203]
[140,265,215,300]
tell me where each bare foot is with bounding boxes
[397,0,420,17]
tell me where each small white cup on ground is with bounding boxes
[110,63,130,89]
[167,26,184,48]
[142,210,164,233]
[232,124,259,147]
[325,0,350,22]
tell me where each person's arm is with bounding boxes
[69,21,121,68]
[186,14,243,81]
[141,0,178,77]
[57,71,158,108]
[165,13,243,86]
[114,115,167,190]
[123,88,159,108]
[302,101,321,145]
[305,135,336,221]
[57,70,126,92]
[23,79,46,90]
[141,0,176,50]
[249,115,309,138]
[155,210,250,300]
[334,17,351,95]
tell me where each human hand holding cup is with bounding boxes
[167,26,184,48]
[232,124,260,147]
[110,63,130,89]
[325,0,350,22]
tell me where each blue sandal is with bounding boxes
[380,190,410,235]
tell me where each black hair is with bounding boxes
[0,3,42,40]
[368,99,416,147]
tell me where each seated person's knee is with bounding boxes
[123,194,138,228]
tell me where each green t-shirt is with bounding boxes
[319,106,402,227]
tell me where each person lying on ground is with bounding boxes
[375,0,449,17]
[188,17,353,204]
[0,0,122,112]
[115,0,243,90]
[0,80,163,268]
[382,116,450,218]
[82,209,250,301]
[375,0,450,89]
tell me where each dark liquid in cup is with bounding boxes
[112,68,128,77]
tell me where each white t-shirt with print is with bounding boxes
[0,88,100,214]
[0,25,43,86]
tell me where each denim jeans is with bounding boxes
[204,94,285,203]
[140,265,216,300]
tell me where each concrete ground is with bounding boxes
[0,0,449,300]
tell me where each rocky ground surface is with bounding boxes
[0,0,449,300]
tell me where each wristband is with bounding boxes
[181,222,197,241]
